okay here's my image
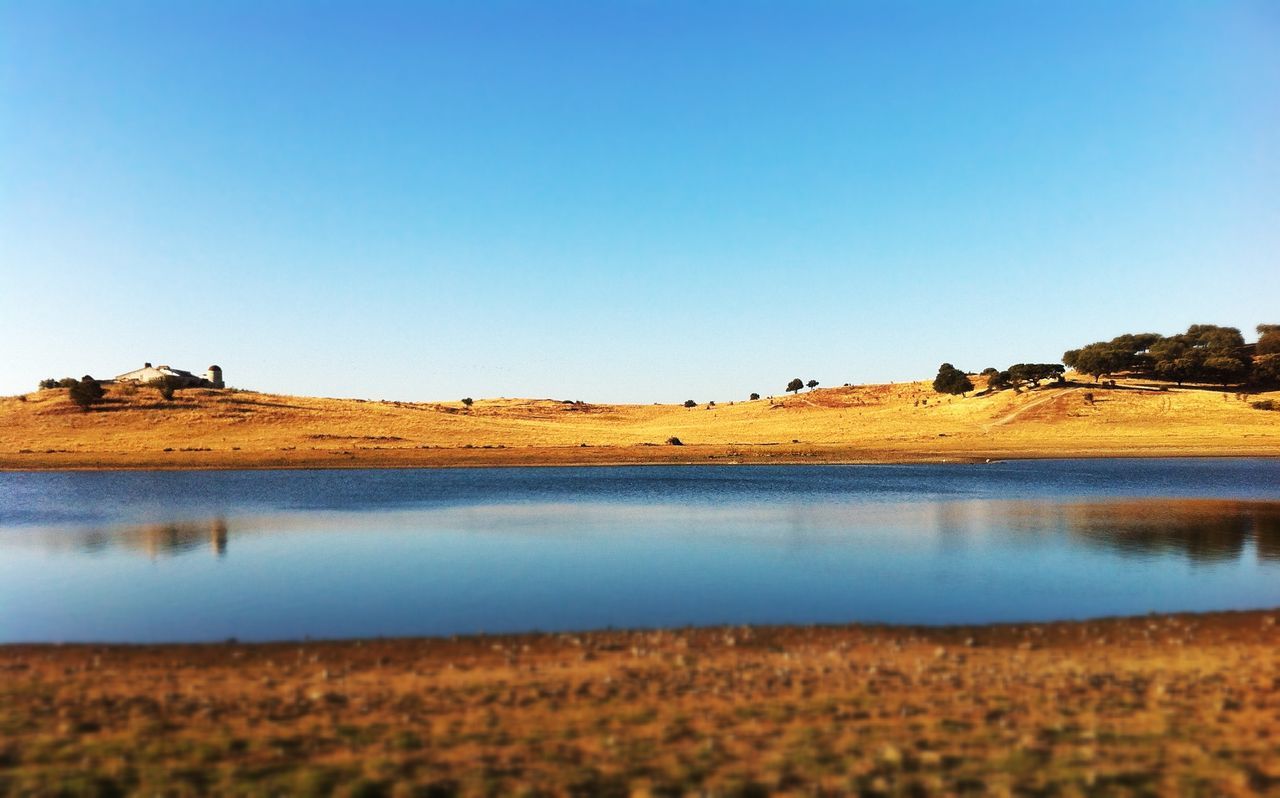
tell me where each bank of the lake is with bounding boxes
[2,609,1278,796]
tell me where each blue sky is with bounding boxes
[2,1,1277,402]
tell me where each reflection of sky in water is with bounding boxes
[6,499,1280,563]
[5,458,1280,528]
[0,461,1278,642]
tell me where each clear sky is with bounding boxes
[2,1,1277,403]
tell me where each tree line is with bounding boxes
[932,362,1065,396]
[1064,324,1278,387]
[933,322,1279,397]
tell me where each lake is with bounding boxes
[2,459,1279,643]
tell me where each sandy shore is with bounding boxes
[3,610,1279,795]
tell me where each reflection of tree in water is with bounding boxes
[20,501,1280,566]
[1055,501,1280,564]
[1257,514,1280,561]
[92,518,230,558]
[211,518,228,556]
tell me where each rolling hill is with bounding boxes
[1,377,1277,469]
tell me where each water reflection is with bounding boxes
[8,517,232,559]
[999,499,1280,563]
[4,485,1280,641]
[4,499,1278,565]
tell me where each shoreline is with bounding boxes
[4,608,1278,794]
[3,445,1278,472]
[3,605,1277,648]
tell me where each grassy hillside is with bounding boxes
[1,377,1277,469]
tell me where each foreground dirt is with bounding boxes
[2,611,1279,796]
[2,377,1278,469]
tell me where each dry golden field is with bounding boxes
[2,611,1278,796]
[1,377,1277,469]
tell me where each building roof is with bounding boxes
[115,365,198,382]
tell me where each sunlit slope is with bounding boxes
[1,378,1277,468]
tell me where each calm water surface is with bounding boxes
[1,459,1279,642]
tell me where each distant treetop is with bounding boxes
[932,364,973,396]
[1258,324,1280,356]
[1064,324,1253,387]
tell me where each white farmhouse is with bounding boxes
[115,362,224,389]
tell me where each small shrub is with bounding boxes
[1251,400,1277,412]
[461,397,474,407]
[38,378,60,390]
[683,400,696,408]
[68,377,105,411]
[666,437,683,446]
[148,376,181,401]
[749,393,760,400]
